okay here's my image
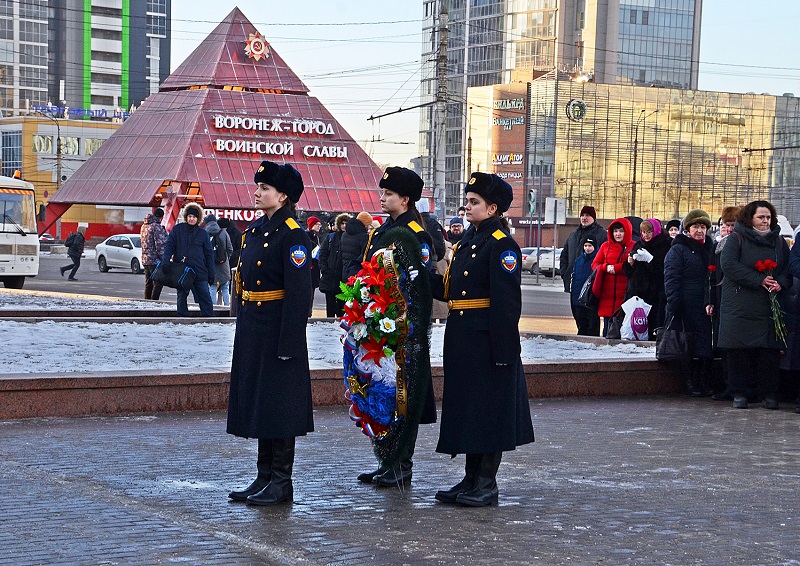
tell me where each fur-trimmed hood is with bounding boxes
[176,202,205,225]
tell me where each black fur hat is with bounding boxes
[378,166,424,202]
[254,161,304,203]
[464,172,513,213]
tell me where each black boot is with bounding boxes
[247,437,295,505]
[376,459,413,487]
[698,358,713,397]
[435,454,480,503]
[376,427,417,487]
[357,466,385,484]
[455,452,502,507]
[228,438,272,501]
[683,359,702,397]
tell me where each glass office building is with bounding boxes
[419,0,702,217]
[467,74,800,240]
[0,0,170,117]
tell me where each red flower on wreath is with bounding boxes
[368,287,394,314]
[363,267,391,289]
[361,335,388,364]
[342,299,366,325]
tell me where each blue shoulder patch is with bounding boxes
[420,243,431,266]
[500,250,518,273]
[289,245,308,268]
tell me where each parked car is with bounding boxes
[96,234,143,274]
[537,248,562,277]
[521,247,546,274]
[38,232,55,243]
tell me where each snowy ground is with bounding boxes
[0,317,653,374]
[0,290,168,310]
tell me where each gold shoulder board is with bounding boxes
[408,220,424,233]
[492,229,506,240]
[285,217,300,230]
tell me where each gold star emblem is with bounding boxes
[244,33,270,62]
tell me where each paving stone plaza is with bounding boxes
[2,397,798,564]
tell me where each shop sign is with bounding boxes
[493,116,525,130]
[493,98,525,110]
[492,153,524,166]
[203,208,265,222]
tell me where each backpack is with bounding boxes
[64,233,76,247]
[211,232,226,264]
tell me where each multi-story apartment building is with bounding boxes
[0,0,170,117]
[419,0,702,215]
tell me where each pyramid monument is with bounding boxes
[45,7,383,230]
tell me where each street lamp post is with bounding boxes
[631,109,658,216]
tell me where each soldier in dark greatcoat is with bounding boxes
[226,161,314,506]
[430,172,535,507]
[350,166,437,488]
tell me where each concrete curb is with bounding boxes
[0,358,680,420]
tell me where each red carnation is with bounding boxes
[708,264,717,272]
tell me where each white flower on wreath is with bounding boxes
[363,302,376,318]
[378,317,396,333]
[350,323,368,341]
[359,285,371,302]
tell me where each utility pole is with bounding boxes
[434,0,448,220]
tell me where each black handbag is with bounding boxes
[151,260,196,292]
[578,269,599,309]
[655,316,695,362]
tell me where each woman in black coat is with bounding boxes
[226,161,314,506]
[351,167,436,489]
[663,209,715,396]
[430,172,534,507]
[623,218,670,339]
[719,200,791,409]
[318,213,350,317]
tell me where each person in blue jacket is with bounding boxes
[570,237,600,336]
[161,202,215,317]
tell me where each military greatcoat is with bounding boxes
[358,209,437,425]
[431,216,534,454]
[226,205,314,439]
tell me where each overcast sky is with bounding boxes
[169,1,800,166]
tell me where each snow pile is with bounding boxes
[0,320,653,375]
[0,289,166,310]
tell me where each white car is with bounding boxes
[96,234,144,274]
[537,248,562,277]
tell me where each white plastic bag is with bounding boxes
[620,296,652,341]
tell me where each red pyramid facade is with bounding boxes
[49,7,382,223]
